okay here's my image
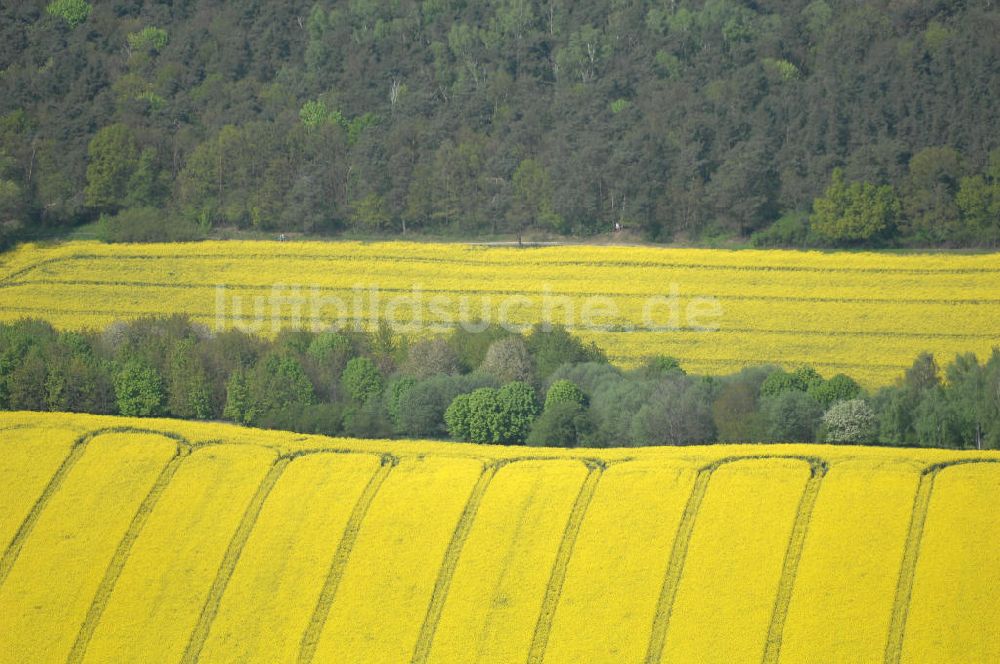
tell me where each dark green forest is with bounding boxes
[2,316,999,449]
[1,0,999,247]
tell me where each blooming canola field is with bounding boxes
[1,241,999,386]
[1,411,999,663]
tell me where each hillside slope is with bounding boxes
[1,411,998,662]
[3,1,1000,247]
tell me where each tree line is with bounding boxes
[1,0,998,248]
[1,316,998,449]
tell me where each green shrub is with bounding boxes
[446,381,540,445]
[526,324,606,379]
[750,211,813,247]
[386,376,417,430]
[809,373,862,409]
[402,374,496,438]
[341,356,382,403]
[527,401,593,448]
[98,207,205,243]
[444,393,474,440]
[114,360,165,416]
[761,390,824,442]
[544,379,587,410]
[447,323,512,372]
[46,0,91,27]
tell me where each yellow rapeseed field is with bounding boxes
[1,241,998,385]
[1,411,999,663]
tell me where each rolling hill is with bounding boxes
[1,411,998,662]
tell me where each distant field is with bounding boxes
[1,411,999,663]
[1,241,999,386]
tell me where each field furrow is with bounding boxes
[544,459,700,664]
[780,460,922,663]
[0,425,81,556]
[426,459,590,663]
[0,432,179,662]
[78,444,279,663]
[308,455,484,663]
[198,452,385,663]
[1,412,999,663]
[655,458,814,664]
[899,461,1000,663]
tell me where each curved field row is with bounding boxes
[2,242,999,385]
[2,412,999,663]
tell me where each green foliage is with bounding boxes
[46,0,91,28]
[810,169,901,245]
[905,352,941,392]
[368,319,401,374]
[223,370,251,424]
[127,27,169,54]
[467,388,503,444]
[525,324,606,380]
[544,379,587,410]
[341,392,392,438]
[307,331,353,363]
[902,146,964,244]
[637,355,686,378]
[808,374,862,410]
[446,381,539,444]
[114,360,165,417]
[609,98,631,114]
[166,339,212,419]
[399,374,495,438]
[527,401,593,448]
[955,151,1000,247]
[493,381,540,444]
[911,386,961,447]
[759,370,800,398]
[511,159,562,233]
[448,324,511,372]
[630,378,716,446]
[0,0,997,247]
[750,212,813,248]
[8,347,49,411]
[761,366,823,398]
[444,392,474,440]
[45,336,114,414]
[340,356,383,403]
[385,376,417,431]
[299,100,345,129]
[0,178,23,224]
[712,378,766,442]
[792,366,824,392]
[350,193,389,231]
[586,378,658,448]
[762,58,799,81]
[760,390,823,442]
[802,1,832,41]
[0,315,996,450]
[245,354,315,424]
[85,125,139,210]
[556,25,606,83]
[98,207,205,243]
[257,403,344,437]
